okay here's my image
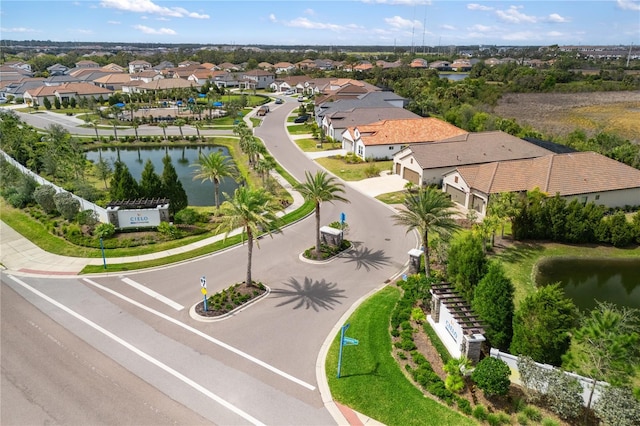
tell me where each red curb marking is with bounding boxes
[335,401,365,426]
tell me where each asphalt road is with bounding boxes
[1,97,417,424]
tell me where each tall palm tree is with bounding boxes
[295,170,349,260]
[216,187,281,288]
[191,151,238,211]
[158,122,168,141]
[194,121,204,141]
[393,187,461,277]
[174,118,186,140]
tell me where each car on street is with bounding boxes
[294,115,309,123]
[297,96,304,102]
[285,89,295,95]
[275,98,284,104]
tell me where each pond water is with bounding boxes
[86,146,239,206]
[440,73,469,81]
[535,257,640,311]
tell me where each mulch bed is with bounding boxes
[195,282,267,317]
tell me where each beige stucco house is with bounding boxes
[442,151,640,216]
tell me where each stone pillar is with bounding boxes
[431,292,441,322]
[106,206,119,228]
[407,248,423,274]
[158,203,170,223]
[463,334,486,363]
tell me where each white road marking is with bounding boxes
[82,278,316,391]
[8,275,265,426]
[120,276,184,311]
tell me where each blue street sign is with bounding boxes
[340,212,346,224]
[337,323,359,378]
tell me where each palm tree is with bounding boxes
[191,151,238,211]
[158,122,168,141]
[216,187,281,288]
[393,187,461,277]
[194,121,204,141]
[91,118,100,142]
[295,170,349,260]
[131,118,140,141]
[174,118,186,140]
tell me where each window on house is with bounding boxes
[410,159,413,164]
[454,176,458,183]
[389,146,394,150]
[595,194,600,200]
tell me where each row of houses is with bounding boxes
[303,83,640,213]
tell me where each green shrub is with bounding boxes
[411,307,426,323]
[457,398,472,415]
[174,208,201,225]
[472,405,488,421]
[94,222,116,238]
[157,221,182,239]
[541,419,559,426]
[471,357,511,397]
[522,406,542,422]
[516,412,529,425]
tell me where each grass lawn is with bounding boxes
[294,138,342,152]
[375,190,407,205]
[286,124,313,134]
[327,285,476,426]
[315,157,393,181]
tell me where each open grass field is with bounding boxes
[493,91,640,142]
[315,157,393,181]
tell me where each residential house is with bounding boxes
[1,78,45,100]
[217,62,241,72]
[46,63,69,76]
[102,63,125,73]
[258,62,273,70]
[410,58,428,68]
[324,107,420,143]
[269,75,311,93]
[3,61,32,72]
[442,151,640,215]
[24,82,112,106]
[94,73,133,91]
[128,60,152,74]
[75,60,100,68]
[429,61,452,71]
[129,78,195,94]
[315,91,411,139]
[153,61,175,71]
[375,60,403,69]
[451,59,472,72]
[353,62,374,72]
[178,60,200,68]
[393,131,555,187]
[313,78,381,104]
[342,117,467,160]
[273,62,295,74]
[130,70,161,83]
[241,69,275,90]
[188,69,221,86]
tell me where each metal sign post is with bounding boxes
[337,323,359,378]
[200,276,207,312]
[99,237,107,269]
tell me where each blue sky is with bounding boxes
[1,0,639,46]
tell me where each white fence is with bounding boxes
[1,150,108,223]
[490,348,607,407]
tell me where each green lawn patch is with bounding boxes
[315,157,393,181]
[375,190,407,205]
[326,285,476,426]
[286,124,313,134]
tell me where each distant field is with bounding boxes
[493,91,640,143]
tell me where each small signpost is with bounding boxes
[99,237,107,269]
[337,323,359,378]
[340,212,346,228]
[200,276,207,312]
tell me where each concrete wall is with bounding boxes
[490,348,607,407]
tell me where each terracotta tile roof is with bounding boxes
[408,131,553,169]
[457,152,640,196]
[348,118,466,146]
[137,79,195,90]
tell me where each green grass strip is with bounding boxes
[326,286,476,426]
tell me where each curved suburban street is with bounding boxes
[1,99,416,425]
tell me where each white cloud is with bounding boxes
[73,29,94,35]
[107,20,121,25]
[269,14,277,23]
[502,31,539,41]
[282,17,362,33]
[133,24,177,35]
[617,0,640,11]
[304,8,315,16]
[468,24,492,32]
[467,3,493,11]
[547,13,569,23]
[440,24,456,31]
[101,0,209,19]
[385,15,421,30]
[496,6,537,24]
[547,31,564,37]
[0,27,39,33]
